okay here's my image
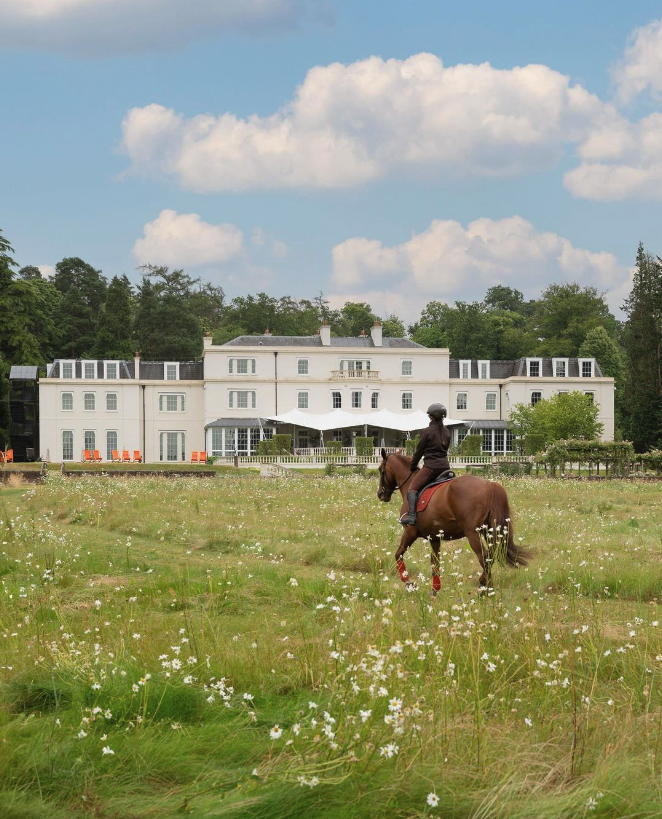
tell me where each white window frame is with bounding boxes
[83,392,96,411]
[158,393,186,412]
[297,358,309,376]
[297,390,310,410]
[552,358,568,378]
[527,358,542,378]
[579,358,594,378]
[339,359,371,372]
[371,391,380,409]
[60,360,75,379]
[106,392,118,412]
[106,430,118,461]
[165,362,179,381]
[478,360,490,379]
[456,392,467,411]
[531,390,542,406]
[459,360,471,379]
[82,360,96,379]
[351,390,363,409]
[401,359,413,377]
[228,357,256,376]
[402,391,413,410]
[228,390,256,410]
[104,360,119,380]
[83,430,96,452]
[331,390,342,409]
[62,430,74,460]
[61,391,74,411]
[159,430,186,462]
[485,392,497,411]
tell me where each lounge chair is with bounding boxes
[92,450,102,462]
[190,452,199,464]
[122,450,131,463]
[82,450,93,462]
[133,450,142,463]
[111,450,121,462]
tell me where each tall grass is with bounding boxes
[1,474,662,817]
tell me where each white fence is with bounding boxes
[212,451,497,467]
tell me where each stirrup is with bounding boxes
[400,512,417,526]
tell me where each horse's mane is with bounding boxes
[391,452,412,467]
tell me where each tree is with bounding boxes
[18,265,44,280]
[509,391,603,449]
[579,326,625,434]
[483,285,526,314]
[187,283,225,334]
[381,314,406,338]
[52,257,107,357]
[93,275,135,359]
[133,278,160,359]
[621,244,662,451]
[334,302,379,337]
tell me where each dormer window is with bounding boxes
[579,359,594,378]
[60,360,74,379]
[104,361,118,380]
[459,360,471,379]
[527,358,542,377]
[83,360,96,379]
[165,362,179,380]
[553,358,568,378]
[478,360,490,379]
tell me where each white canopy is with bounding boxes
[264,408,464,432]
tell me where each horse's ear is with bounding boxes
[381,447,387,459]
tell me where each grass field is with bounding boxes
[1,473,662,818]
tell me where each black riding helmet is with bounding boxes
[426,403,447,422]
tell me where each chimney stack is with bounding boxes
[203,332,213,349]
[264,327,271,336]
[370,320,383,347]
[134,351,140,379]
[320,320,331,346]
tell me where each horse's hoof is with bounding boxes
[431,589,438,598]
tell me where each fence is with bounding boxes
[212,450,498,467]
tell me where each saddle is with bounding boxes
[416,470,455,512]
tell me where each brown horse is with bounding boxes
[377,449,528,591]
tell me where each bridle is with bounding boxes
[379,454,414,501]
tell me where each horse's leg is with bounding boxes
[466,529,488,587]
[430,536,441,595]
[395,527,419,588]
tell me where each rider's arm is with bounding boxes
[410,430,428,471]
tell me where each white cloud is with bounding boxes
[37,264,54,278]
[132,209,244,268]
[329,216,629,321]
[121,53,614,191]
[612,17,662,103]
[272,239,289,258]
[0,0,323,57]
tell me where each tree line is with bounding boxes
[1,227,660,450]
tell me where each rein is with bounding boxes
[383,454,415,492]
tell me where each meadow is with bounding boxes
[1,472,662,818]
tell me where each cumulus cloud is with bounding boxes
[612,17,662,103]
[120,53,615,191]
[132,209,244,268]
[329,216,629,321]
[0,0,325,57]
[37,265,55,278]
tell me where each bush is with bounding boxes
[523,433,545,455]
[497,462,532,476]
[352,464,367,476]
[324,463,336,476]
[326,440,342,454]
[459,434,482,456]
[256,439,276,457]
[355,437,374,457]
[405,435,420,457]
[272,434,292,455]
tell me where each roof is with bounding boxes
[9,366,38,380]
[206,417,274,428]
[448,357,604,378]
[222,335,423,349]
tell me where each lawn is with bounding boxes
[1,473,662,818]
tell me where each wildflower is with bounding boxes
[288,578,298,587]
[359,709,372,722]
[427,793,440,807]
[101,746,114,755]
[269,725,283,740]
[524,717,533,727]
[379,743,399,758]
[292,723,301,735]
[243,693,254,700]
[388,698,402,712]
[308,701,318,709]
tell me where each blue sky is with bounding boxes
[2,0,661,321]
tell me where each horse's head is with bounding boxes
[377,448,396,502]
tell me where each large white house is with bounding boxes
[34,322,614,462]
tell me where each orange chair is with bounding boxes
[199,451,207,464]
[122,450,131,463]
[190,452,199,464]
[111,449,121,462]
[92,450,102,462]
[5,449,13,464]
[133,450,142,463]
[82,450,93,462]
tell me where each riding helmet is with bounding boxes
[427,403,447,421]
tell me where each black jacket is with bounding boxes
[411,421,451,470]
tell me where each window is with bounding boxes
[62,430,73,460]
[506,430,515,453]
[481,429,492,453]
[580,359,594,378]
[106,430,118,461]
[158,393,185,412]
[459,360,471,379]
[339,359,370,372]
[165,362,179,380]
[332,429,342,442]
[456,392,467,411]
[228,357,256,375]
[332,391,342,409]
[371,391,379,409]
[83,360,96,379]
[229,390,256,409]
[351,391,362,408]
[401,359,412,376]
[84,392,95,411]
[402,392,413,410]
[297,359,309,376]
[106,392,118,411]
[298,429,309,449]
[61,361,74,379]
[61,392,73,411]
[485,392,497,411]
[104,361,118,380]
[494,429,505,453]
[531,391,542,406]
[159,431,185,462]
[584,391,595,404]
[297,391,309,409]
[527,359,542,378]
[553,358,568,378]
[84,430,95,452]
[478,360,490,379]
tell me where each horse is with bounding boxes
[377,449,529,592]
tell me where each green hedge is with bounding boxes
[523,433,545,455]
[405,435,420,457]
[326,440,342,454]
[459,434,482,456]
[272,434,292,455]
[355,437,374,457]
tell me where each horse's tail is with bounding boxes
[485,482,531,567]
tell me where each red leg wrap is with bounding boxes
[432,575,441,592]
[397,560,409,583]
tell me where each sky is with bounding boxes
[2,0,662,323]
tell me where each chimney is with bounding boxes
[371,320,383,347]
[264,327,271,336]
[203,332,213,349]
[320,320,331,346]
[134,351,140,379]
[359,329,366,337]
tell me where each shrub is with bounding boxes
[324,463,336,476]
[523,433,545,455]
[256,439,276,457]
[459,434,482,456]
[352,464,367,476]
[326,440,342,454]
[272,434,292,455]
[404,435,420,457]
[497,462,532,476]
[355,437,374,457]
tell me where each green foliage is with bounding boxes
[325,440,342,454]
[93,275,135,359]
[324,462,336,476]
[404,435,420,456]
[509,391,603,448]
[541,440,635,474]
[52,257,107,357]
[523,433,546,455]
[458,434,482,456]
[381,314,406,337]
[355,437,374,457]
[272,434,291,455]
[256,439,276,456]
[579,325,626,434]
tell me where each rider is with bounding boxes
[400,403,452,526]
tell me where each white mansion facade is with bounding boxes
[37,322,615,462]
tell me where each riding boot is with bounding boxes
[400,490,418,526]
